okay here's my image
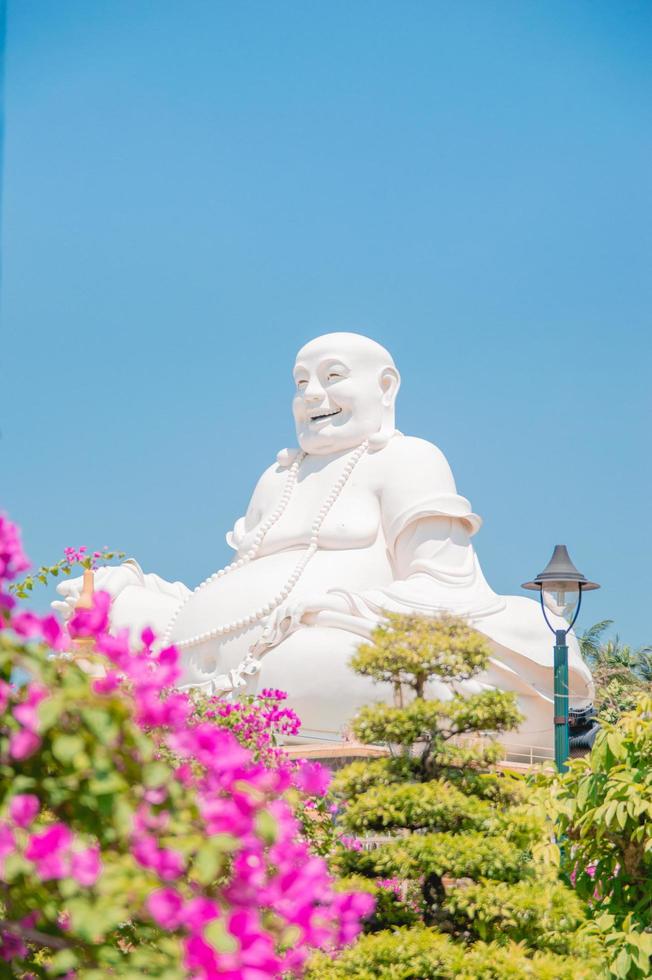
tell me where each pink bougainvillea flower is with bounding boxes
[9,730,41,760]
[141,626,155,648]
[131,833,159,869]
[332,890,375,944]
[0,514,30,583]
[40,614,67,652]
[146,887,184,929]
[11,612,42,639]
[94,628,131,666]
[260,688,288,700]
[293,760,330,797]
[13,683,49,731]
[0,592,16,613]
[68,590,111,638]
[26,823,73,881]
[155,847,185,881]
[25,823,73,861]
[0,823,16,875]
[184,935,219,977]
[92,671,121,695]
[9,794,40,828]
[70,846,101,886]
[0,929,27,961]
[182,896,220,930]
[63,545,88,566]
[11,612,66,652]
[0,680,11,713]
[173,762,193,786]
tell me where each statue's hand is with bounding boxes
[249,592,350,656]
[51,563,142,622]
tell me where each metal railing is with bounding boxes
[450,734,554,767]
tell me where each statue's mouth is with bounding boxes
[308,408,342,423]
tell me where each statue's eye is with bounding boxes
[327,372,342,381]
[296,379,308,388]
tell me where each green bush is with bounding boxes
[321,613,606,977]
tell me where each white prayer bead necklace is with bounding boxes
[161,440,369,651]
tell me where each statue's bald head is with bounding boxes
[292,332,400,455]
[295,332,396,371]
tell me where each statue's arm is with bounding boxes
[327,437,494,620]
[121,559,191,601]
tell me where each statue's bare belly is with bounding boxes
[169,541,393,684]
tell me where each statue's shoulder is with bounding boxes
[380,434,452,467]
[249,453,295,500]
[374,435,457,493]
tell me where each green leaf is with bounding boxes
[204,918,238,954]
[50,949,79,974]
[616,802,628,830]
[38,693,64,731]
[52,733,85,765]
[59,876,81,898]
[143,761,169,788]
[607,732,625,760]
[255,809,278,844]
[2,852,30,881]
[88,771,126,796]
[81,706,119,743]
[612,948,631,978]
[193,843,224,885]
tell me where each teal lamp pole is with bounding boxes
[522,546,599,773]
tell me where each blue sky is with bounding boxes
[2,0,651,645]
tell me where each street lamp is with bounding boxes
[522,545,600,773]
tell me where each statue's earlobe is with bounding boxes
[380,367,400,408]
[369,367,401,452]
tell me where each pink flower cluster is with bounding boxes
[0,514,29,585]
[63,545,108,569]
[0,513,374,977]
[195,688,302,774]
[0,797,99,890]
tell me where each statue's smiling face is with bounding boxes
[292,334,398,455]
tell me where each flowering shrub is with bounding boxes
[187,691,341,858]
[0,514,373,977]
[9,543,125,600]
[189,688,301,774]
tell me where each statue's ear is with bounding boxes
[379,366,400,408]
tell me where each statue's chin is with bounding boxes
[297,418,372,456]
[296,424,375,456]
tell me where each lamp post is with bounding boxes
[522,545,599,773]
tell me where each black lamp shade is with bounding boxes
[522,544,600,593]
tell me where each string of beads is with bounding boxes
[161,440,369,651]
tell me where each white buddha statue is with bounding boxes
[54,332,593,749]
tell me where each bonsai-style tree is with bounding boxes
[308,612,604,979]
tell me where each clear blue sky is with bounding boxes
[2,1,651,645]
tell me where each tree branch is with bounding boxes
[0,920,72,951]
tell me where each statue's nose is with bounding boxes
[303,379,325,402]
